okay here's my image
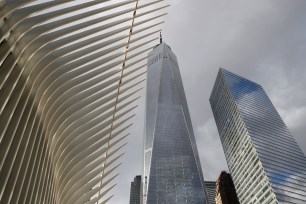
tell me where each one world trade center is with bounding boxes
[143,39,208,204]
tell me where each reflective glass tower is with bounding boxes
[210,68,306,204]
[143,42,208,203]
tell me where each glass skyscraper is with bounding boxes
[205,181,216,204]
[143,42,208,203]
[210,68,306,204]
[130,176,142,204]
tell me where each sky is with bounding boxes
[113,0,306,203]
[4,1,306,203]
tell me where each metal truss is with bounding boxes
[0,0,168,203]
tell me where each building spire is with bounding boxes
[160,32,163,44]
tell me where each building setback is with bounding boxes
[210,68,306,204]
[143,42,208,203]
[215,171,239,204]
[205,181,216,204]
[130,176,141,204]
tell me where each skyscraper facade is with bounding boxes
[130,176,142,204]
[215,171,239,204]
[205,181,216,204]
[0,1,168,203]
[210,69,306,204]
[143,42,208,203]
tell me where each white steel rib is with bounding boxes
[0,0,169,203]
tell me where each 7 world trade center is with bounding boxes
[210,69,306,204]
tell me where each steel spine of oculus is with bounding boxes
[0,0,169,203]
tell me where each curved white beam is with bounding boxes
[0,0,169,203]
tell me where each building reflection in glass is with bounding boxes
[210,68,306,204]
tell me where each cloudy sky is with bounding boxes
[112,0,306,203]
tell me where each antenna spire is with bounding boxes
[160,32,163,44]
